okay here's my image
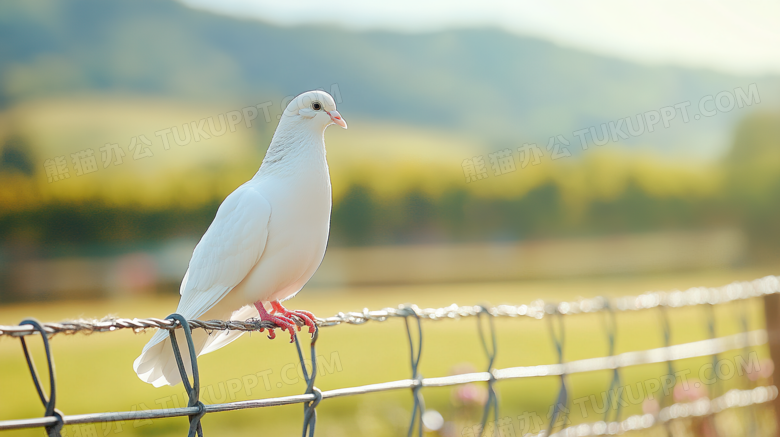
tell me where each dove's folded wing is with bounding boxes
[139,184,271,355]
[177,184,271,319]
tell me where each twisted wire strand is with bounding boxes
[165,314,205,437]
[703,304,723,437]
[403,305,425,437]
[546,310,569,435]
[18,319,64,437]
[476,306,498,437]
[3,276,778,338]
[294,327,320,437]
[602,303,622,423]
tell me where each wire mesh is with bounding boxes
[1,275,778,436]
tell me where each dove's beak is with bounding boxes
[327,110,348,129]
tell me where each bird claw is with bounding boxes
[254,302,300,342]
[289,310,317,335]
[270,301,317,336]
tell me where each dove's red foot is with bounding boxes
[254,301,297,342]
[270,300,317,335]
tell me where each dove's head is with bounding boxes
[282,90,347,131]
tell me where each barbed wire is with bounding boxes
[2,275,778,338]
[0,327,768,432]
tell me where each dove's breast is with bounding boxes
[235,161,332,304]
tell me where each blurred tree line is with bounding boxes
[1,111,778,263]
[724,112,780,260]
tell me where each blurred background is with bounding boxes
[1,0,779,436]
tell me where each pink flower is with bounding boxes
[449,363,487,406]
[642,399,660,416]
[453,384,488,406]
[747,358,774,382]
[673,379,708,403]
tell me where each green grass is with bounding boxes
[0,268,776,436]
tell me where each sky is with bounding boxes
[182,0,780,77]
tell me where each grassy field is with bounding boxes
[0,267,777,436]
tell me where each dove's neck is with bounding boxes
[253,121,329,180]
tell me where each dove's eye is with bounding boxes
[311,102,322,111]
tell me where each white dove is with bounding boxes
[134,90,347,387]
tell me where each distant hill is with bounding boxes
[1,0,777,157]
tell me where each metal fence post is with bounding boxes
[763,293,780,435]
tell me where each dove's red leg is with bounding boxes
[270,300,317,335]
[254,301,298,342]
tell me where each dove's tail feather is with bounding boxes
[201,305,258,355]
[134,305,259,387]
[133,327,209,387]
